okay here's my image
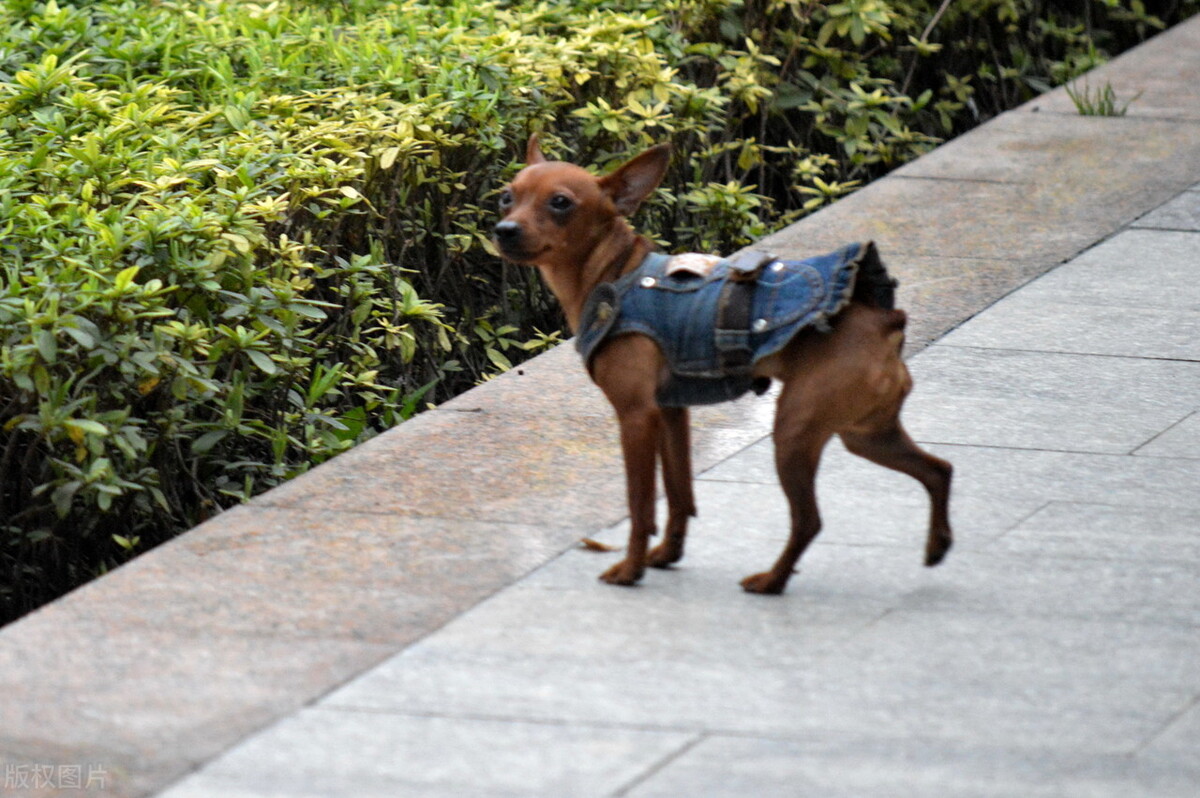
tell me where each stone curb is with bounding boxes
[2,15,1198,798]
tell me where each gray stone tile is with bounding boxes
[1008,228,1200,311]
[75,507,574,645]
[990,501,1200,563]
[323,603,1196,750]
[893,110,1200,191]
[705,441,1200,512]
[491,540,1200,628]
[910,345,1200,408]
[888,255,1053,351]
[629,733,1200,798]
[758,175,1098,265]
[1135,411,1200,458]
[1143,698,1200,761]
[158,708,694,798]
[1132,190,1200,231]
[371,564,885,670]
[936,229,1200,358]
[905,392,1185,454]
[904,346,1200,453]
[808,609,1199,747]
[0,616,392,798]
[937,295,1200,359]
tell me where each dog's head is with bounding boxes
[492,135,670,269]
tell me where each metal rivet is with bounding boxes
[752,319,768,332]
[772,262,784,272]
[640,276,656,288]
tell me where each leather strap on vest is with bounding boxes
[714,250,775,372]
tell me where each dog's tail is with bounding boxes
[851,241,907,336]
[851,241,899,312]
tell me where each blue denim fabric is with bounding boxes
[575,241,875,407]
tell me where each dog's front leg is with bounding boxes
[600,403,661,586]
[648,406,694,568]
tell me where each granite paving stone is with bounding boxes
[902,346,1200,453]
[758,176,1100,266]
[988,502,1200,563]
[158,709,697,798]
[0,618,394,798]
[887,255,1051,351]
[989,228,1200,312]
[1142,698,1200,762]
[937,295,1200,360]
[1132,189,1200,230]
[703,437,1200,511]
[64,506,575,644]
[317,598,1197,748]
[627,734,1200,798]
[891,110,1200,191]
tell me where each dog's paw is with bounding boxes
[740,571,788,595]
[599,559,644,586]
[646,541,683,569]
[925,534,952,567]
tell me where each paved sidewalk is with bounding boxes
[158,189,1200,797]
[2,15,1199,798]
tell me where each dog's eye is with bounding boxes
[549,194,573,212]
[498,189,514,209]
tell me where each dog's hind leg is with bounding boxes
[648,407,695,568]
[840,422,953,565]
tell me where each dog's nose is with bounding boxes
[493,220,521,243]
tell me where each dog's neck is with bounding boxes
[537,218,654,332]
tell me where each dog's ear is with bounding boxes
[525,134,546,165]
[599,144,671,217]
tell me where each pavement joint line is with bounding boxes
[906,439,1186,457]
[889,174,1030,186]
[1129,410,1198,456]
[301,704,1144,754]
[979,499,1054,548]
[1132,693,1200,754]
[311,705,730,738]
[901,439,1198,457]
[609,732,708,798]
[1131,223,1200,232]
[930,342,1200,365]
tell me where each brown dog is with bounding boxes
[493,136,952,593]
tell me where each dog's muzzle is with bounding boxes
[493,220,528,260]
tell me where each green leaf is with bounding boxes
[247,349,277,374]
[192,430,228,454]
[62,326,96,348]
[64,419,109,437]
[114,265,140,293]
[35,329,57,363]
[486,347,513,371]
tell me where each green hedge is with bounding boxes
[1,0,1194,622]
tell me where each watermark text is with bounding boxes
[4,763,108,791]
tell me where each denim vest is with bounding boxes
[575,241,889,407]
